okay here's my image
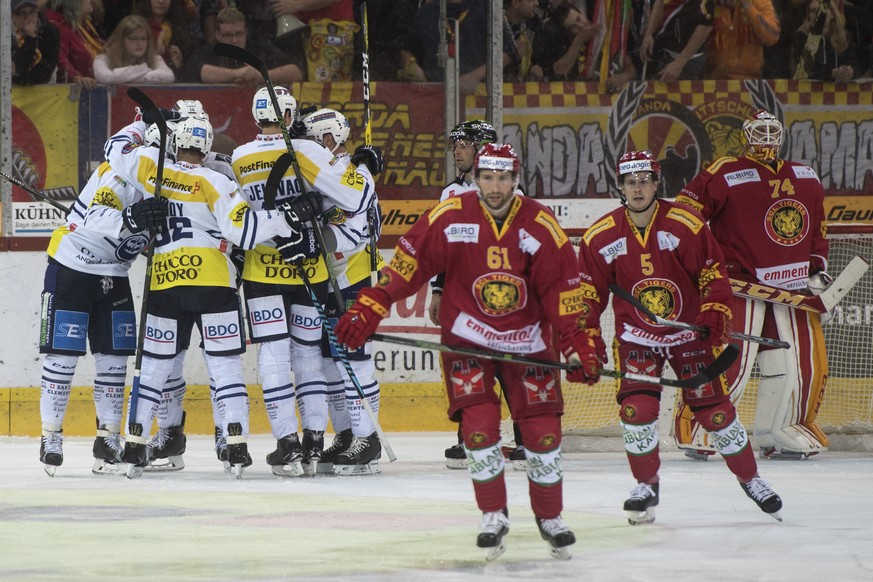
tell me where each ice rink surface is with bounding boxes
[1,432,871,582]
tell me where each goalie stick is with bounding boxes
[0,170,71,214]
[264,154,397,463]
[730,256,869,313]
[125,87,168,476]
[212,42,345,310]
[371,333,739,391]
[608,284,790,349]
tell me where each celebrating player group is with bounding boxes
[34,82,843,559]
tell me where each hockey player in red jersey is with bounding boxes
[335,144,600,560]
[674,110,830,460]
[578,150,782,524]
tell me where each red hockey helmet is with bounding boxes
[474,143,520,175]
[616,150,661,183]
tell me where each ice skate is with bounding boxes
[445,443,467,470]
[318,429,353,474]
[145,412,186,472]
[92,420,125,475]
[624,482,659,525]
[266,434,305,477]
[741,477,783,522]
[334,432,381,476]
[40,430,64,477]
[476,509,509,561]
[759,447,812,461]
[302,429,324,476]
[508,446,526,471]
[214,425,228,464]
[683,449,714,462]
[226,422,251,479]
[536,515,575,560]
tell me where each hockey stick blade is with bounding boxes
[0,170,71,214]
[371,333,738,390]
[263,153,293,211]
[730,255,869,313]
[608,284,790,349]
[213,42,268,76]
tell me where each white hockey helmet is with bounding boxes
[174,99,208,120]
[174,115,213,157]
[303,108,350,152]
[144,120,179,152]
[742,109,783,163]
[251,86,297,125]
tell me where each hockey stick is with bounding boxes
[371,333,739,390]
[359,1,379,286]
[0,170,71,214]
[125,87,168,449]
[608,284,791,349]
[264,153,396,462]
[213,42,344,310]
[730,256,869,313]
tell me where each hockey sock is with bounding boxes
[519,414,564,519]
[462,402,507,513]
[620,393,662,484]
[206,353,249,436]
[93,353,127,428]
[155,350,187,428]
[258,339,297,439]
[323,357,351,433]
[291,339,328,432]
[132,355,176,428]
[341,358,380,437]
[40,354,78,429]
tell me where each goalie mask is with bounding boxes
[303,108,350,153]
[252,86,297,126]
[447,120,498,150]
[174,99,208,120]
[174,115,214,157]
[615,150,661,206]
[743,110,783,164]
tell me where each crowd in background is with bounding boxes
[11,0,873,90]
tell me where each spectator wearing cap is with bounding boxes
[12,0,61,85]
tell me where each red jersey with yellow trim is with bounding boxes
[578,200,732,348]
[676,155,828,291]
[378,191,583,354]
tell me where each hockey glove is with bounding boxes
[276,226,320,264]
[588,327,608,364]
[122,197,168,233]
[351,144,384,176]
[279,190,324,224]
[289,118,308,139]
[141,107,182,126]
[335,287,391,350]
[695,309,731,347]
[560,331,600,385]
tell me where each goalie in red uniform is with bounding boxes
[577,150,782,524]
[335,144,599,561]
[675,110,830,460]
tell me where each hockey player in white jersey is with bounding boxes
[301,108,386,475]
[104,112,308,477]
[231,86,377,477]
[37,157,164,476]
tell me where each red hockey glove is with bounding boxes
[588,327,608,364]
[696,309,730,347]
[560,331,600,385]
[335,287,391,350]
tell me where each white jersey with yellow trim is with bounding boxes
[105,121,295,291]
[321,152,385,289]
[46,161,148,277]
[231,135,376,286]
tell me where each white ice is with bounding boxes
[1,432,871,581]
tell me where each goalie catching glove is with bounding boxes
[122,197,168,233]
[335,287,391,350]
[560,331,600,385]
[276,226,320,264]
[696,309,730,347]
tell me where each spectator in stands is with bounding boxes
[400,0,510,93]
[605,0,655,93]
[98,0,133,39]
[704,0,780,79]
[531,1,602,81]
[45,0,103,88]
[191,0,219,45]
[792,0,858,82]
[366,0,420,81]
[12,0,61,85]
[762,0,806,78]
[639,0,715,82]
[844,1,873,78]
[135,0,196,80]
[504,0,544,81]
[93,14,175,84]
[183,7,303,84]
